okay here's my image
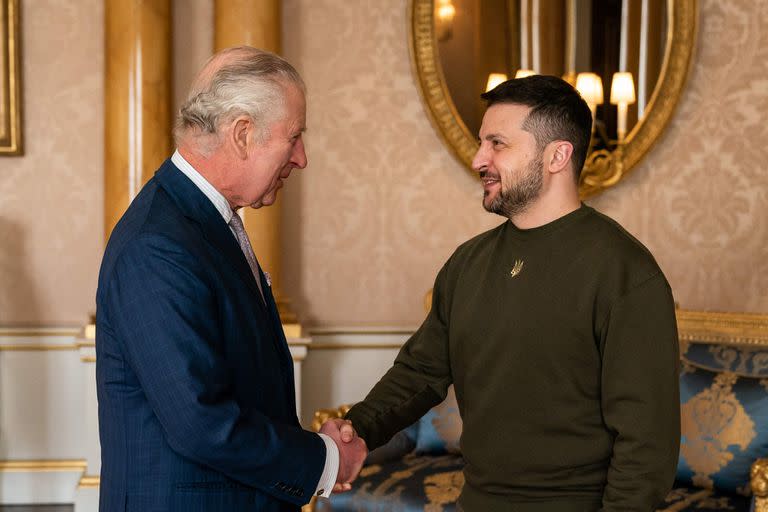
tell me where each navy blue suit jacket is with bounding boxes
[96,160,325,511]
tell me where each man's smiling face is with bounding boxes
[472,103,544,218]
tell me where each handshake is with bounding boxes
[320,418,368,493]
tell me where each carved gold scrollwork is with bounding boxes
[580,145,626,190]
[310,405,352,432]
[752,459,768,512]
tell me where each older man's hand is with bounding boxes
[320,418,368,493]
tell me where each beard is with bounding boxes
[483,154,544,218]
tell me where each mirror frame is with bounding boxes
[408,0,698,198]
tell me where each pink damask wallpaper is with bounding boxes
[0,0,765,327]
[0,0,103,325]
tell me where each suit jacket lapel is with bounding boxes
[154,160,266,308]
[155,160,295,377]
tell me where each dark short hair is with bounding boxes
[481,75,593,178]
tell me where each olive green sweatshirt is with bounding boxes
[346,205,680,512]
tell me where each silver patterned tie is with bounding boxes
[229,211,266,304]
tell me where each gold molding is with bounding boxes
[0,459,87,472]
[408,0,698,199]
[309,327,415,336]
[0,327,83,350]
[0,0,22,155]
[0,328,80,336]
[0,343,78,351]
[78,474,100,488]
[81,355,97,362]
[309,343,404,350]
[310,405,352,432]
[676,310,768,347]
[753,458,768,512]
[283,323,303,339]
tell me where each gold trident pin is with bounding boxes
[510,260,524,278]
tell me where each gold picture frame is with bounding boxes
[1,0,21,155]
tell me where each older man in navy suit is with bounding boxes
[96,46,367,511]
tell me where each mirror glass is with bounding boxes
[436,0,667,152]
[411,0,696,197]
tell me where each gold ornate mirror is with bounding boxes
[409,0,697,198]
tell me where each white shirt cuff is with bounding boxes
[314,433,339,498]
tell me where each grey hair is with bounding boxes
[174,46,305,150]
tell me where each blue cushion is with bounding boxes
[365,423,419,465]
[677,348,768,494]
[414,386,462,455]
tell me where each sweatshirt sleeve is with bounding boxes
[599,272,680,511]
[345,260,454,450]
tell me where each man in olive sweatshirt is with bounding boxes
[338,75,680,511]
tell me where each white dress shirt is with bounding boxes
[170,150,340,498]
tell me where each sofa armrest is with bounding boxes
[751,458,768,511]
[311,405,353,432]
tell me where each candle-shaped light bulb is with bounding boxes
[485,73,508,92]
[437,0,455,22]
[610,72,636,142]
[575,72,604,127]
[515,69,536,79]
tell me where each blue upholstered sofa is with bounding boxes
[309,310,768,512]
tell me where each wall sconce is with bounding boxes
[580,72,636,192]
[485,72,508,92]
[515,69,536,79]
[610,72,636,142]
[575,72,604,123]
[436,0,456,41]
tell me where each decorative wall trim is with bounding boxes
[78,475,100,489]
[0,327,81,336]
[306,326,415,350]
[677,310,768,346]
[0,459,87,472]
[309,343,406,350]
[309,326,417,336]
[0,328,80,351]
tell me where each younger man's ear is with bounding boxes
[548,141,574,174]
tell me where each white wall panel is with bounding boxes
[301,329,412,428]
